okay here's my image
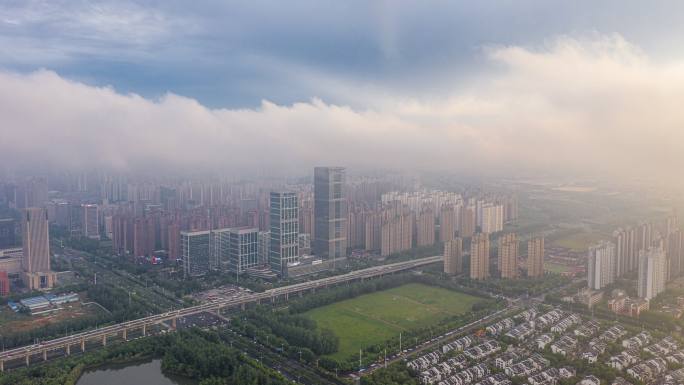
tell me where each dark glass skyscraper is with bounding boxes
[313,167,347,260]
[181,230,212,277]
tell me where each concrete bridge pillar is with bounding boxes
[81,339,85,352]
[142,324,146,336]
[43,349,47,361]
[1,359,4,372]
[122,329,127,341]
[171,317,177,330]
[102,335,107,347]
[66,344,71,356]
[241,303,245,311]
[25,354,29,367]
[285,293,289,300]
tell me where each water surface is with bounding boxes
[77,358,196,385]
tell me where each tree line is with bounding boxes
[0,328,290,385]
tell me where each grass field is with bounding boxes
[304,283,482,360]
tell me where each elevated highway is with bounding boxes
[0,255,443,371]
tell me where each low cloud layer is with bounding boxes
[2,35,684,179]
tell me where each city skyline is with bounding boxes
[4,2,684,384]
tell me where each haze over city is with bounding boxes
[3,2,684,385]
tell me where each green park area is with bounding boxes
[304,283,482,360]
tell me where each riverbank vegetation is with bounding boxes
[0,329,289,385]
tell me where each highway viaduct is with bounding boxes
[0,255,443,371]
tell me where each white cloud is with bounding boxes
[1,35,684,180]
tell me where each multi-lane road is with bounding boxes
[0,255,443,370]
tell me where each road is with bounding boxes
[223,328,345,385]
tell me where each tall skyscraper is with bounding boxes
[313,167,348,260]
[22,208,50,273]
[480,203,504,234]
[470,233,490,280]
[181,230,212,277]
[439,205,456,243]
[587,241,616,290]
[415,208,435,247]
[637,222,654,253]
[613,227,637,277]
[81,204,99,239]
[380,210,413,256]
[167,220,181,261]
[270,191,299,276]
[527,236,545,277]
[133,216,155,257]
[444,237,463,275]
[364,212,382,251]
[459,205,476,238]
[498,233,518,279]
[347,206,367,249]
[638,247,667,300]
[666,230,683,280]
[21,207,54,290]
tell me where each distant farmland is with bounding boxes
[304,283,482,360]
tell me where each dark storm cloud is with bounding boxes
[3,1,684,107]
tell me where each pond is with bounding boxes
[76,358,196,385]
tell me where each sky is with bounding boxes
[2,1,684,179]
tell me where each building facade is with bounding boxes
[613,227,637,277]
[498,233,518,279]
[313,167,348,260]
[444,237,463,275]
[270,191,299,276]
[480,204,504,234]
[226,227,259,274]
[22,208,50,273]
[638,247,667,300]
[439,205,456,243]
[527,237,545,277]
[470,233,490,280]
[587,241,616,290]
[81,204,100,239]
[181,230,212,277]
[415,208,435,247]
[21,207,54,290]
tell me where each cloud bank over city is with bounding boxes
[2,34,684,178]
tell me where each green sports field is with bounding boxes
[303,283,483,360]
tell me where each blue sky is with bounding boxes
[2,1,684,108]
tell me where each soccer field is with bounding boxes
[303,283,483,360]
